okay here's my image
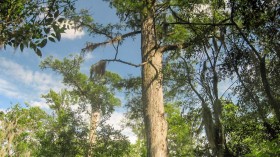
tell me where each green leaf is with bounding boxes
[35,48,42,57]
[45,18,54,25]
[30,42,36,49]
[54,10,59,18]
[58,18,65,23]
[20,43,24,52]
[56,32,61,41]
[38,39,47,48]
[44,27,51,34]
[51,33,56,38]
[48,37,56,42]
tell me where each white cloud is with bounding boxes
[106,112,137,144]
[122,127,137,144]
[62,28,85,40]
[0,78,21,98]
[106,112,124,130]
[0,58,33,84]
[60,20,85,40]
[28,99,50,109]
[0,57,64,101]
[84,53,94,61]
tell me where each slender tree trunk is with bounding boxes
[201,103,215,150]
[259,57,280,122]
[213,99,224,157]
[141,2,168,156]
[212,68,224,157]
[88,108,101,157]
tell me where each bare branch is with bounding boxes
[167,22,234,26]
[82,30,141,52]
[100,59,147,68]
[80,22,113,39]
[220,79,238,98]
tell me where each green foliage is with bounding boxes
[222,102,280,156]
[40,55,131,156]
[164,24,191,44]
[0,0,76,56]
[165,104,195,157]
[127,139,146,157]
[0,104,49,156]
[245,136,280,157]
[36,90,88,157]
[41,55,121,115]
[91,125,131,157]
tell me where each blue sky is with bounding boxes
[0,0,140,142]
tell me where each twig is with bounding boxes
[219,79,238,98]
[101,59,148,68]
[167,22,234,26]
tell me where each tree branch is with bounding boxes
[100,59,147,68]
[82,30,141,53]
[80,22,113,39]
[167,22,234,26]
[180,56,205,103]
[233,21,262,60]
[158,18,231,53]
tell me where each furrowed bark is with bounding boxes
[141,1,168,156]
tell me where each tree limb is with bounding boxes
[80,22,113,39]
[158,18,232,53]
[100,59,148,68]
[82,30,141,53]
[232,21,262,60]
[167,22,234,26]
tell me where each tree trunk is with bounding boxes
[88,109,101,157]
[213,99,224,157]
[141,2,168,157]
[202,103,215,151]
[259,57,280,122]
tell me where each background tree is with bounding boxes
[163,0,280,156]
[40,54,125,156]
[165,104,195,156]
[0,104,49,156]
[37,89,88,157]
[223,0,280,122]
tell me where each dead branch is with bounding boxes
[100,59,147,68]
[82,30,141,53]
